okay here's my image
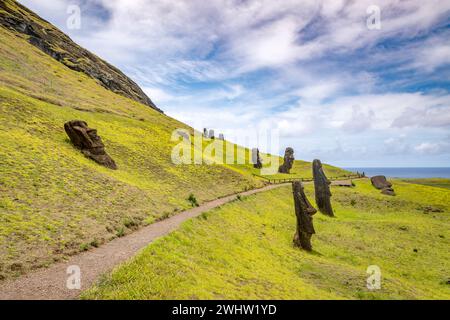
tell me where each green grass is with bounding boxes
[0,25,265,279]
[83,179,450,300]
[400,178,450,190]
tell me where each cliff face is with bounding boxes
[0,0,162,112]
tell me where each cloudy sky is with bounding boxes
[19,0,450,167]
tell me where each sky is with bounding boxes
[18,0,450,167]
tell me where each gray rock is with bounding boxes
[0,0,162,112]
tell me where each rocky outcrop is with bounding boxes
[278,147,294,174]
[312,159,334,216]
[252,148,262,169]
[0,0,161,112]
[292,181,317,251]
[371,175,395,196]
[64,120,117,169]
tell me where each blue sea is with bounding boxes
[344,167,450,179]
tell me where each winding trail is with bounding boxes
[0,183,289,300]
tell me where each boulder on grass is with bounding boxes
[371,175,392,189]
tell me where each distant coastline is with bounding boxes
[344,167,450,179]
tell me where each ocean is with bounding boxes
[344,167,450,179]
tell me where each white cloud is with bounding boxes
[414,142,450,155]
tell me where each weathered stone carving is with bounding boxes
[278,147,294,173]
[313,159,334,216]
[64,120,117,169]
[371,175,395,196]
[177,129,190,141]
[208,129,215,139]
[292,181,317,251]
[252,148,262,169]
[203,128,208,138]
[218,133,224,140]
[371,175,392,189]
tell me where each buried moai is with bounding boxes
[252,148,263,169]
[278,147,294,173]
[292,181,317,251]
[312,159,334,216]
[203,128,208,138]
[218,133,224,140]
[371,175,396,196]
[64,120,117,169]
[208,129,215,139]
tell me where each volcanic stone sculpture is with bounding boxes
[278,147,294,173]
[312,159,334,216]
[208,129,215,139]
[64,120,117,169]
[218,133,224,140]
[203,128,208,138]
[252,148,262,169]
[371,175,395,196]
[292,181,317,251]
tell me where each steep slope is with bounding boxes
[0,0,161,112]
[0,20,262,279]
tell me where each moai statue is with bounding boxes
[278,147,294,173]
[218,133,224,140]
[371,175,395,196]
[203,128,208,138]
[64,120,117,169]
[208,129,215,139]
[312,159,334,216]
[252,148,262,169]
[292,181,317,251]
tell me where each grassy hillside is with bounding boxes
[0,20,350,280]
[83,179,450,299]
[0,24,266,279]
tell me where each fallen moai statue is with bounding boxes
[278,147,294,174]
[64,120,117,169]
[371,175,395,196]
[312,159,334,216]
[292,181,317,251]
